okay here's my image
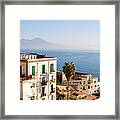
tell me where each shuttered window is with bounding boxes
[50,64,54,72]
[42,65,45,73]
[32,66,35,75]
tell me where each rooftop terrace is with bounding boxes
[20,53,56,60]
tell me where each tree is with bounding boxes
[56,87,65,100]
[63,62,76,100]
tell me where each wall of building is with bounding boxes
[27,60,57,76]
[22,79,37,100]
[20,62,27,76]
[20,57,57,100]
[61,72,99,95]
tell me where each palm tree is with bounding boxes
[63,62,76,100]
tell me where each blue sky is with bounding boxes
[20,20,100,50]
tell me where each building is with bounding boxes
[61,72,100,95]
[20,53,57,100]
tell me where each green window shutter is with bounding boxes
[32,66,35,75]
[42,65,45,73]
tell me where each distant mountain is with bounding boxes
[20,38,66,50]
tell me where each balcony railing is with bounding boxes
[50,79,55,82]
[50,88,55,94]
[41,93,46,97]
[50,70,55,74]
[41,81,47,86]
[20,75,37,81]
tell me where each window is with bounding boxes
[84,81,86,84]
[94,81,96,83]
[42,77,45,82]
[30,96,35,100]
[42,87,45,96]
[20,65,22,76]
[32,66,35,75]
[83,86,86,90]
[51,95,53,100]
[51,84,53,92]
[50,64,54,72]
[41,77,47,86]
[88,86,90,89]
[39,77,41,81]
[51,75,53,80]
[42,65,45,73]
[88,80,91,84]
[30,83,35,88]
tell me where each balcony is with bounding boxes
[50,70,55,74]
[30,83,35,88]
[50,79,55,83]
[41,81,47,86]
[20,74,38,80]
[41,93,46,97]
[40,73,49,77]
[50,88,55,94]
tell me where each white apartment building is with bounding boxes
[62,72,100,95]
[20,53,57,100]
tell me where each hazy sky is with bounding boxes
[20,20,100,50]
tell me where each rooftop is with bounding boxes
[75,72,90,75]
[85,95,97,100]
[20,53,57,61]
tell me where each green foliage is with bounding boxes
[56,87,65,100]
[56,79,61,85]
[63,62,76,100]
[63,62,76,81]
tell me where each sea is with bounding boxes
[21,49,100,79]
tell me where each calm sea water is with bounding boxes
[21,49,100,78]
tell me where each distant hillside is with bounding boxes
[20,38,66,50]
